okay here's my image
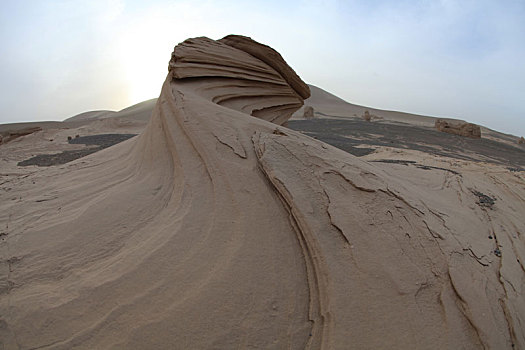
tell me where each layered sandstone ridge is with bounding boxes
[219,35,311,99]
[168,36,309,126]
[1,36,524,349]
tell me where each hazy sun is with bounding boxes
[116,23,171,105]
[113,2,225,106]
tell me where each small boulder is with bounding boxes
[361,110,381,121]
[303,106,314,119]
[519,137,525,144]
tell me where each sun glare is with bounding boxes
[116,20,171,105]
[127,60,164,103]
[113,1,233,107]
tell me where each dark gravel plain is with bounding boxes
[18,134,137,167]
[288,119,525,169]
[16,119,525,170]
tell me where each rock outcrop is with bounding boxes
[303,105,314,119]
[168,36,309,126]
[0,126,42,145]
[219,35,310,100]
[360,110,383,121]
[435,119,481,138]
[363,110,377,121]
[519,136,525,144]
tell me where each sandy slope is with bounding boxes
[64,98,157,123]
[293,84,438,126]
[0,36,524,349]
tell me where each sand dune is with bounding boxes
[65,98,157,123]
[0,35,524,349]
[64,110,117,122]
[294,84,439,126]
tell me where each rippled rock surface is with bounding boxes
[1,36,523,349]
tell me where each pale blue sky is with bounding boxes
[1,0,524,136]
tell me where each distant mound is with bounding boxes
[65,110,116,122]
[64,98,157,123]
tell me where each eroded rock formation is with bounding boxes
[168,35,309,126]
[360,110,383,122]
[0,126,42,145]
[435,119,481,138]
[219,35,310,100]
[303,105,314,119]
[1,36,523,350]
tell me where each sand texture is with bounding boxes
[1,36,524,349]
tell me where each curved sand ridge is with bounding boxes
[1,36,524,349]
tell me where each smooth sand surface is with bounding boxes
[0,35,524,349]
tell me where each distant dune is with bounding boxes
[63,85,440,127]
[0,36,524,349]
[64,110,116,122]
[63,83,523,147]
[294,84,439,126]
[64,98,157,123]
